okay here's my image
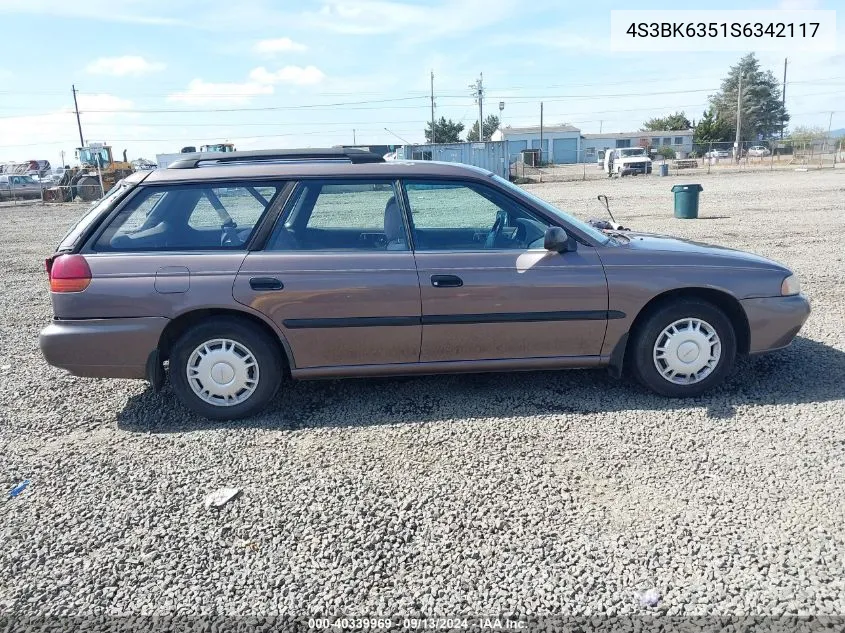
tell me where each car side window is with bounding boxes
[403,180,550,251]
[92,182,284,252]
[267,180,407,251]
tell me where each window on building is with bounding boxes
[411,151,433,161]
[663,137,672,146]
[615,139,631,148]
[674,136,684,145]
[651,137,661,146]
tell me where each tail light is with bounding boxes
[47,254,92,292]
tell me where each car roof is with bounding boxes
[141,160,496,185]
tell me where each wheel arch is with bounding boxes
[609,287,750,376]
[158,307,294,374]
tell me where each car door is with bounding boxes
[232,179,422,370]
[401,179,608,363]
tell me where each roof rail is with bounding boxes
[167,148,385,169]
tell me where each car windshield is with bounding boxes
[78,147,110,166]
[619,148,646,157]
[491,175,610,245]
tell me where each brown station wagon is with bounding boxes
[39,149,810,420]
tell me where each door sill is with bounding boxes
[292,355,609,380]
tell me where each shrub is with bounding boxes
[653,146,677,160]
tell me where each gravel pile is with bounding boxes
[1,170,844,624]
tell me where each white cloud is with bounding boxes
[302,0,521,38]
[0,93,136,161]
[249,65,325,86]
[168,79,274,105]
[253,37,307,54]
[86,56,166,77]
[167,64,325,105]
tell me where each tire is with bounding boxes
[629,299,736,397]
[169,317,283,420]
[75,175,101,202]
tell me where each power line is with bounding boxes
[7,74,835,99]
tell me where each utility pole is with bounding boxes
[599,120,603,134]
[539,102,544,163]
[72,85,84,148]
[469,73,484,141]
[430,70,436,145]
[781,58,788,140]
[826,111,834,157]
[353,129,356,144]
[735,71,743,162]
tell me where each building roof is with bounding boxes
[500,124,581,134]
[582,129,693,139]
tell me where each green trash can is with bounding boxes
[671,183,703,219]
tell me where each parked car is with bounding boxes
[39,148,810,420]
[747,146,772,157]
[704,149,731,159]
[0,174,42,200]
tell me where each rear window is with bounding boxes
[91,181,285,252]
[57,181,134,252]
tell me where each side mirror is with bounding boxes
[544,227,577,253]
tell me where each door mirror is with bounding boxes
[544,227,577,253]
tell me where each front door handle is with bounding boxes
[249,277,284,291]
[431,274,463,288]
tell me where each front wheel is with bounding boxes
[629,299,736,397]
[170,318,282,420]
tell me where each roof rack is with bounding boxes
[167,148,385,169]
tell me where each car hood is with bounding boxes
[615,231,789,271]
[618,156,650,163]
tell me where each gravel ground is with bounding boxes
[1,169,844,626]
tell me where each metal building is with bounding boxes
[490,124,582,164]
[399,141,510,178]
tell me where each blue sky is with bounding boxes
[0,0,841,164]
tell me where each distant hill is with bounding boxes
[830,128,845,138]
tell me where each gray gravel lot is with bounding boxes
[1,169,844,622]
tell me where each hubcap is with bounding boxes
[186,338,259,407]
[653,318,721,385]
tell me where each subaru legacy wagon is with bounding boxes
[40,149,810,420]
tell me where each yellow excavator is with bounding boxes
[51,143,134,202]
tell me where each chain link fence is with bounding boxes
[508,137,843,183]
[0,181,100,207]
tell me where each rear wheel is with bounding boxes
[75,175,101,202]
[170,318,282,420]
[630,299,736,397]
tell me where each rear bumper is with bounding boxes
[39,317,168,379]
[741,294,811,354]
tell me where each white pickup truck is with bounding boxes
[604,147,652,177]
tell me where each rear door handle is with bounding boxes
[431,274,463,288]
[249,277,284,291]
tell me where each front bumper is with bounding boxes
[741,294,811,354]
[39,317,169,379]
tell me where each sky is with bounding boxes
[0,0,841,164]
